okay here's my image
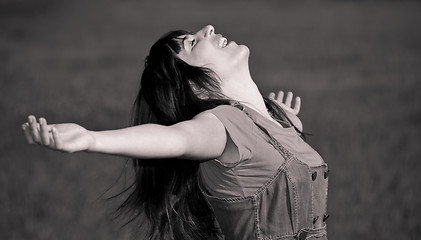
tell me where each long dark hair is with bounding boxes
[118,30,304,240]
[119,30,229,240]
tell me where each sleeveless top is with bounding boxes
[199,104,329,240]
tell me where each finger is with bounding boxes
[22,123,35,144]
[268,92,275,99]
[293,96,301,114]
[39,117,51,145]
[52,127,63,151]
[276,91,284,103]
[285,92,293,107]
[28,115,41,143]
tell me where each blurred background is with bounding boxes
[1,0,420,239]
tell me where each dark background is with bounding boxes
[1,0,420,239]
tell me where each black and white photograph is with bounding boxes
[1,0,420,239]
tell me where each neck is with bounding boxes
[220,67,270,119]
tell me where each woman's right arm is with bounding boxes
[22,113,227,160]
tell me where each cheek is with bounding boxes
[196,49,219,66]
[187,45,248,71]
[183,52,212,67]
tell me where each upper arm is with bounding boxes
[170,112,227,160]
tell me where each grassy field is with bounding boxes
[1,0,420,239]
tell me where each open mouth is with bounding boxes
[218,37,228,48]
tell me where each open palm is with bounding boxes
[22,116,94,153]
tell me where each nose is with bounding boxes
[199,25,214,38]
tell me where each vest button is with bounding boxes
[313,216,319,224]
[298,231,308,240]
[324,170,329,179]
[312,171,317,181]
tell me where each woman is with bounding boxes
[22,25,328,240]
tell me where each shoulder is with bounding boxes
[197,104,257,147]
[199,104,249,124]
[170,108,229,160]
[194,105,257,165]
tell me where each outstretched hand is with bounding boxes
[268,91,303,131]
[268,91,301,116]
[22,115,94,153]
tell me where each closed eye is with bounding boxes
[178,35,195,50]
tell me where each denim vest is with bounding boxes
[202,104,329,240]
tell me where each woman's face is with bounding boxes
[177,25,249,78]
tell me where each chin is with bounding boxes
[242,45,250,55]
[237,45,250,60]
